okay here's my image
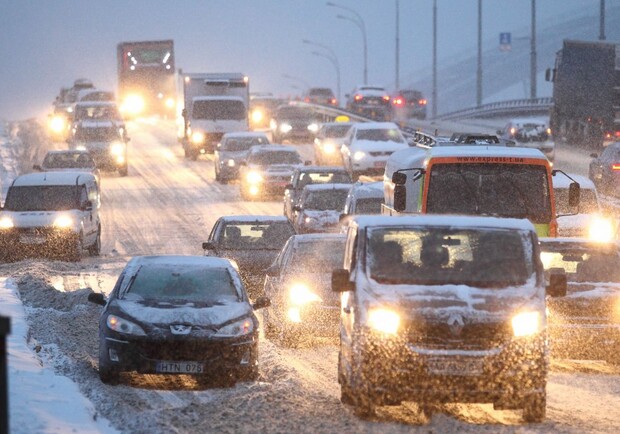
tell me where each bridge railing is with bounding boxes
[435,97,553,121]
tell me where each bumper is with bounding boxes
[218,165,241,180]
[243,181,289,198]
[0,229,79,260]
[189,133,224,153]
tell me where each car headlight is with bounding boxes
[215,317,254,337]
[280,123,292,133]
[53,215,74,229]
[289,283,322,305]
[110,142,126,157]
[323,143,336,154]
[226,159,236,167]
[106,314,146,336]
[251,109,264,123]
[75,145,87,151]
[0,217,14,230]
[368,308,400,335]
[304,216,317,225]
[49,115,66,133]
[121,94,145,115]
[307,123,319,133]
[246,171,263,184]
[353,151,366,161]
[191,131,205,144]
[165,98,175,109]
[511,311,540,337]
[588,216,615,242]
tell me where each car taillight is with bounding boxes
[304,97,310,103]
[419,99,427,105]
[383,95,390,102]
[612,164,620,171]
[354,94,363,101]
[616,131,620,138]
[392,97,404,107]
[330,98,337,105]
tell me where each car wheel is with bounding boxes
[99,365,120,385]
[118,163,128,177]
[88,228,101,256]
[522,391,546,423]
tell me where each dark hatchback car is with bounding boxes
[303,87,337,106]
[389,89,427,120]
[589,141,620,196]
[88,255,269,385]
[214,132,270,183]
[263,233,346,346]
[270,105,320,143]
[203,215,295,299]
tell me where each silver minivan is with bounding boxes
[0,171,101,261]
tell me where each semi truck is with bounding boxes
[179,72,250,160]
[117,40,176,117]
[546,39,620,148]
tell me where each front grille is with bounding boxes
[136,339,229,361]
[407,320,512,351]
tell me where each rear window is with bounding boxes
[42,153,94,169]
[193,100,246,120]
[276,107,314,119]
[220,221,295,250]
[309,88,334,96]
[221,136,268,152]
[304,189,349,211]
[355,128,404,142]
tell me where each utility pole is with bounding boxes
[395,0,400,89]
[530,0,537,98]
[476,0,483,107]
[432,0,437,119]
[599,0,606,40]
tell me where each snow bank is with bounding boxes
[0,277,117,433]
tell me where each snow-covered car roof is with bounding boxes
[125,255,237,270]
[348,181,384,199]
[216,215,290,223]
[222,131,269,139]
[290,233,346,244]
[302,183,352,193]
[351,214,536,232]
[44,149,91,156]
[78,119,120,128]
[249,144,298,153]
[354,122,400,130]
[193,96,245,102]
[295,165,347,174]
[553,173,596,189]
[539,237,619,253]
[11,171,96,187]
[74,101,118,108]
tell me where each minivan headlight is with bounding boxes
[353,151,366,161]
[53,215,74,229]
[246,171,263,184]
[368,308,400,335]
[110,142,125,157]
[0,217,14,230]
[511,311,540,337]
[215,318,254,337]
[106,314,146,336]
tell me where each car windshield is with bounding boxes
[323,124,352,138]
[249,150,301,166]
[288,239,346,272]
[555,188,598,214]
[367,227,534,287]
[304,189,349,211]
[4,185,78,211]
[297,172,351,188]
[309,88,333,96]
[222,136,268,152]
[74,126,121,142]
[277,107,314,119]
[220,222,295,250]
[540,245,620,285]
[42,153,94,169]
[355,197,383,214]
[355,128,404,142]
[123,265,239,304]
[193,100,246,120]
[75,105,120,120]
[426,163,552,223]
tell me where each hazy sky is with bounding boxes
[0,0,598,119]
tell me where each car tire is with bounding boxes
[522,391,546,423]
[99,365,120,385]
[88,228,101,256]
[118,163,128,177]
[214,166,221,182]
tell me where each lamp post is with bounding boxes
[432,0,437,119]
[395,0,400,89]
[327,2,368,84]
[476,0,483,107]
[530,0,537,98]
[303,39,341,104]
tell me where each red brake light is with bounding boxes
[354,94,363,101]
[383,95,390,102]
[392,97,404,107]
[612,164,620,171]
[419,99,427,105]
[304,97,310,103]
[616,131,620,138]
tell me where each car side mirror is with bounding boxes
[202,241,216,251]
[252,296,271,310]
[33,164,42,171]
[393,185,407,212]
[83,200,93,211]
[590,153,598,159]
[332,269,354,292]
[392,172,407,185]
[546,269,567,297]
[87,292,106,306]
[568,182,580,208]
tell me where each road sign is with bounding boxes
[500,32,511,52]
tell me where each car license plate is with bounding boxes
[374,161,386,168]
[426,357,483,376]
[156,361,204,374]
[19,234,46,244]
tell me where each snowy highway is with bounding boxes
[4,119,620,433]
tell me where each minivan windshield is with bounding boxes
[367,227,533,288]
[4,185,78,211]
[249,150,301,166]
[74,126,122,142]
[222,136,268,152]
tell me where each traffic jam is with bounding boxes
[2,8,620,433]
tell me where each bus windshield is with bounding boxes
[426,163,552,223]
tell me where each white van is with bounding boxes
[0,171,101,261]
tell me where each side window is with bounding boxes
[343,226,358,272]
[79,186,88,208]
[208,221,221,243]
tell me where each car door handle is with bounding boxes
[343,306,351,314]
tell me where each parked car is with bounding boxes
[540,238,620,364]
[88,255,270,384]
[214,132,270,183]
[345,86,391,120]
[313,122,354,165]
[263,233,345,346]
[303,87,337,106]
[389,89,427,120]
[71,120,129,176]
[0,171,101,261]
[332,215,566,421]
[283,166,351,222]
[293,184,350,234]
[34,150,100,183]
[341,122,408,179]
[202,215,295,299]
[238,145,306,200]
[270,105,321,143]
[497,118,555,161]
[589,142,620,196]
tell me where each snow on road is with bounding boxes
[2,119,620,433]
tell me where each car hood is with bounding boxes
[350,140,408,153]
[115,298,252,328]
[548,283,620,323]
[264,164,299,176]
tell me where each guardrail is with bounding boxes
[0,316,9,434]
[435,97,553,121]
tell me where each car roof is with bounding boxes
[348,181,384,198]
[75,101,117,108]
[354,122,400,130]
[44,150,91,155]
[295,165,347,173]
[291,233,347,245]
[12,171,96,187]
[193,96,245,102]
[217,215,291,223]
[351,214,536,232]
[125,255,236,271]
[302,183,352,192]
[250,144,297,153]
[553,173,596,189]
[222,132,268,139]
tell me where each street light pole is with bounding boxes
[530,0,537,98]
[302,39,341,104]
[327,2,368,84]
[476,0,483,107]
[599,0,606,40]
[395,0,400,89]
[432,0,437,119]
